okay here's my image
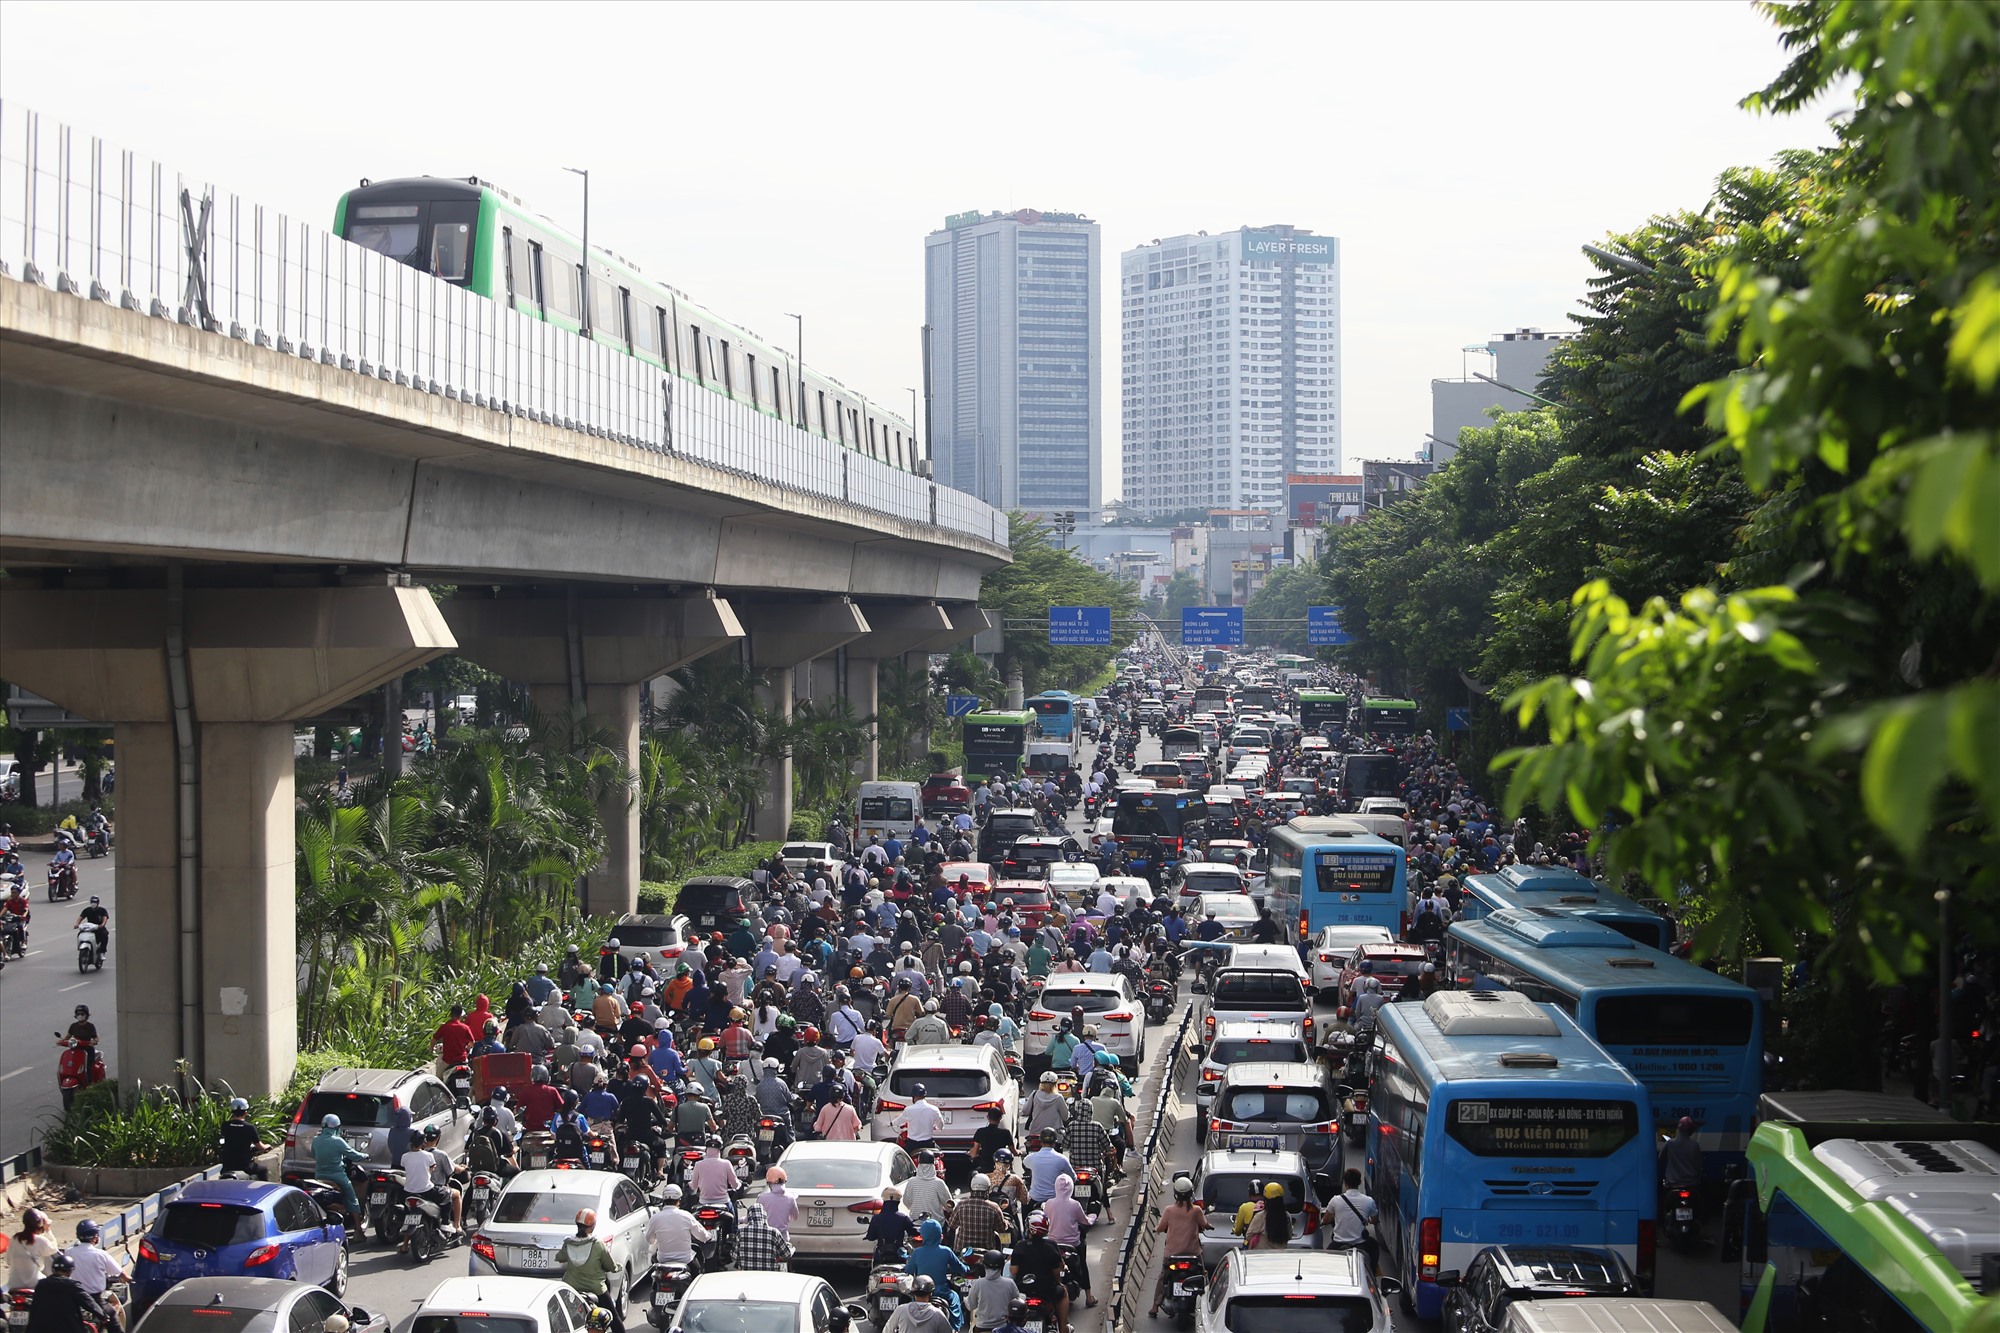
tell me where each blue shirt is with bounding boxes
[581,1088,619,1120]
[525,975,556,1004]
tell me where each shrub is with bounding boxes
[40,1071,289,1169]
[0,798,115,835]
[637,842,786,913]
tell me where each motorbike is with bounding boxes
[1073,1165,1108,1217]
[1158,1254,1205,1329]
[691,1200,738,1269]
[754,1115,786,1167]
[76,923,105,973]
[446,1063,475,1108]
[1143,975,1175,1024]
[296,1163,371,1238]
[86,826,111,858]
[47,861,78,902]
[5,1286,34,1333]
[464,1169,505,1230]
[866,1267,921,1327]
[670,1141,708,1190]
[0,913,25,959]
[648,1259,701,1329]
[518,1131,554,1171]
[363,1166,408,1245]
[618,1137,660,1187]
[1335,1083,1369,1147]
[724,1132,758,1185]
[585,1130,619,1173]
[1015,1271,1059,1333]
[1663,1184,1701,1251]
[385,1175,452,1264]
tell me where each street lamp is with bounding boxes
[1582,243,1656,277]
[785,313,804,428]
[563,166,590,338]
[1472,371,1564,412]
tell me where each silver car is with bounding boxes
[1194,1249,1397,1333]
[1192,1148,1323,1268]
[1194,1022,1313,1139]
[132,1278,386,1333]
[1209,1062,1342,1173]
[468,1171,653,1316]
[282,1067,468,1176]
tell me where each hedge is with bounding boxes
[636,840,785,913]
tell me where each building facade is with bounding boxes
[1121,225,1342,520]
[924,209,1102,511]
[1429,327,1567,462]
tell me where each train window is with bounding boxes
[868,417,878,457]
[617,288,636,350]
[689,325,704,382]
[746,354,759,407]
[631,298,659,355]
[851,407,861,448]
[835,400,847,444]
[772,367,784,419]
[348,203,421,265]
[818,391,829,437]
[593,277,622,340]
[544,247,579,320]
[513,235,542,314]
[431,222,470,282]
[720,341,733,393]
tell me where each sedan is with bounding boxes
[1187,893,1259,940]
[468,1171,652,1315]
[133,1180,349,1311]
[669,1271,851,1333]
[133,1278,383,1333]
[777,1141,915,1264]
[413,1276,594,1333]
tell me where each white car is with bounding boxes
[1179,863,1250,900]
[1092,816,1115,839]
[667,1272,852,1333]
[1046,863,1102,897]
[1193,1020,1315,1134]
[778,841,840,874]
[939,861,993,895]
[1309,924,1396,1000]
[776,1141,916,1264]
[611,913,692,970]
[1194,1248,1398,1333]
[1027,973,1147,1072]
[468,1171,652,1314]
[413,1277,596,1333]
[869,1043,1016,1154]
[1093,875,1155,914]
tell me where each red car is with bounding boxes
[922,771,973,815]
[990,880,1054,929]
[1337,942,1430,1008]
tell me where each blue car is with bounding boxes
[134,1179,348,1311]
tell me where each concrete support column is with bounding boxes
[740,599,872,844]
[805,654,841,708]
[444,592,743,917]
[753,668,796,841]
[845,657,882,781]
[0,583,456,1097]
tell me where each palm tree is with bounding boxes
[787,695,872,812]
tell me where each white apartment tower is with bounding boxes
[1122,225,1341,519]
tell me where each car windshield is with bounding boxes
[152,1203,266,1247]
[615,924,678,948]
[888,1068,990,1098]
[491,1191,597,1225]
[1211,974,1308,1007]
[784,1157,884,1190]
[1202,1174,1305,1211]
[299,1091,391,1129]
[133,1310,273,1333]
[1222,1295,1374,1333]
[1042,989,1123,1014]
[1210,1039,1308,1066]
[1007,843,1064,861]
[987,816,1040,839]
[679,1302,799,1333]
[1218,1088,1332,1123]
[414,1319,537,1333]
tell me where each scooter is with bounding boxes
[446,1063,475,1108]
[1663,1184,1701,1251]
[86,827,111,858]
[867,1267,920,1327]
[648,1258,701,1329]
[754,1115,786,1168]
[76,924,104,973]
[690,1199,738,1269]
[363,1166,407,1245]
[723,1132,758,1185]
[1158,1254,1205,1329]
[47,861,78,902]
[0,913,26,959]
[1074,1165,1108,1218]
[464,1169,505,1230]
[1143,976,1175,1024]
[387,1178,452,1264]
[1335,1084,1369,1147]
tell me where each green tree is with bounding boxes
[1144,569,1205,619]
[1244,563,1326,653]
[980,513,1142,695]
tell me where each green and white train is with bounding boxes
[334,175,923,472]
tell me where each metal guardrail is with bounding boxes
[0,101,1007,548]
[1107,1003,1196,1333]
[1,1145,42,1184]
[90,1164,225,1255]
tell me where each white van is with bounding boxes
[856,780,922,845]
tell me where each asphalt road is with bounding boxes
[1,845,120,1159]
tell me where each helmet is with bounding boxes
[575,1208,598,1229]
[1007,1303,1028,1325]
[800,1026,820,1043]
[1028,1212,1049,1234]
[1039,1072,1058,1087]
[1420,962,1436,974]
[324,1318,353,1333]
[828,1310,852,1333]
[984,1249,1005,1270]
[585,1312,613,1333]
[958,961,975,975]
[910,1276,936,1298]
[89,895,100,904]
[912,1083,928,1098]
[76,1220,100,1241]
[606,938,621,949]
[995,1148,1014,1163]
[321,1114,342,1128]
[1172,1176,1195,1200]
[423,1125,442,1142]
[763,1057,782,1071]
[924,999,939,1014]
[228,1097,249,1112]
[697,1038,716,1052]
[1263,1181,1285,1200]
[482,1107,499,1124]
[766,1166,788,1186]
[74,1005,90,1018]
[1678,1116,1697,1132]
[661,1184,683,1202]
[971,1174,992,1194]
[49,1253,75,1276]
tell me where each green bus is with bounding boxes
[963,709,1035,779]
[1297,690,1348,737]
[1731,1091,2000,1332]
[1274,654,1311,673]
[1358,696,1419,735]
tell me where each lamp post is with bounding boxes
[1582,243,1656,276]
[563,166,589,338]
[785,313,804,428]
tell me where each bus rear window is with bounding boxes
[1314,855,1397,895]
[1594,995,1753,1047]
[1445,1099,1640,1157]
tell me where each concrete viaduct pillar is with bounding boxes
[840,603,955,781]
[0,581,454,1097]
[738,599,870,841]
[439,592,743,917]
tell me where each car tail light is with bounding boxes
[1303,1203,1321,1232]
[1200,1070,1220,1083]
[877,1099,907,1113]
[972,1100,1006,1112]
[1308,1120,1339,1134]
[1203,1015,1215,1040]
[138,1239,160,1263]
[848,1200,883,1214]
[1399,911,1411,938]
[1638,1219,1656,1290]
[1030,1011,1055,1022]
[1419,1217,1441,1281]
[471,1235,496,1262]
[244,1244,280,1267]
[1106,1011,1132,1022]
[1210,1119,1240,1133]
[1318,954,1335,963]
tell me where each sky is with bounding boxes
[0,0,1838,475]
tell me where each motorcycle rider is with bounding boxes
[1349,975,1388,1031]
[901,1150,954,1226]
[685,1142,738,1206]
[399,1124,464,1239]
[751,1059,799,1155]
[60,1222,128,1333]
[1148,1178,1206,1318]
[644,1184,715,1274]
[881,1275,952,1333]
[48,842,76,896]
[310,1115,367,1215]
[558,1209,622,1331]
[903,1218,968,1330]
[905,999,952,1047]
[1009,1214,1070,1333]
[1660,1116,1706,1201]
[24,1252,110,1333]
[218,1098,268,1179]
[74,897,109,960]
[466,1106,520,1182]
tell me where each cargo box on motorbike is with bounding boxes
[472,1051,532,1104]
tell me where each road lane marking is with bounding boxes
[60,980,93,992]
[0,1066,32,1082]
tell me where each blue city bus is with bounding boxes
[1446,909,1764,1174]
[1457,864,1676,952]
[1264,816,1410,944]
[1026,691,1077,741]
[1368,989,1659,1319]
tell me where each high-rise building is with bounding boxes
[1429,327,1567,463]
[924,208,1101,512]
[1121,225,1341,520]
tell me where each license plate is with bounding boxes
[808,1206,834,1229]
[654,1291,674,1307]
[697,914,715,926]
[1675,1207,1694,1221]
[471,1189,490,1204]
[1174,1280,1198,1296]
[369,1192,388,1204]
[518,1248,553,1269]
[622,1157,639,1169]
[1226,1134,1281,1151]
[346,1133,371,1150]
[757,1129,774,1142]
[878,1299,899,1316]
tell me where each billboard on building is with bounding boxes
[1242,231,1337,263]
[1284,474,1363,528]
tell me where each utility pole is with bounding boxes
[1050,510,1076,549]
[563,168,590,338]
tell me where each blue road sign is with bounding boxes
[1182,606,1245,646]
[1446,707,1472,732]
[947,694,982,719]
[1049,606,1112,646]
[1307,606,1351,646]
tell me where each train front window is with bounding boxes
[350,204,421,265]
[428,201,479,284]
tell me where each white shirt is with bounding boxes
[7,1233,59,1289]
[646,1206,714,1261]
[850,1030,887,1072]
[1326,1189,1378,1244]
[62,1243,124,1295]
[400,1147,437,1193]
[897,1100,946,1142]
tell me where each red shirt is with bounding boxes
[517,1081,564,1133]
[433,1017,477,1065]
[719,1024,756,1059]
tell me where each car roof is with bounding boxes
[502,1168,619,1194]
[1320,925,1395,942]
[1210,1020,1311,1041]
[989,807,1041,817]
[780,1140,901,1164]
[681,1271,826,1302]
[616,913,679,927]
[941,862,990,875]
[1196,895,1256,914]
[1356,942,1429,959]
[176,1179,292,1207]
[1229,1248,1369,1293]
[150,1278,309,1309]
[1040,975,1130,995]
[893,1043,1004,1071]
[1219,1061,1325,1087]
[1200,1147,1308,1174]
[418,1276,579,1313]
[1012,836,1070,846]
[306,1066,427,1093]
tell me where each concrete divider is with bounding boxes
[1107,1006,1196,1333]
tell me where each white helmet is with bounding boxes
[924,999,939,1014]
[763,1057,781,1071]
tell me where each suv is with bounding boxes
[674,875,753,933]
[999,835,1081,878]
[1197,1248,1397,1333]
[282,1067,466,1178]
[870,1044,1016,1155]
[1436,1247,1644,1333]
[1208,1061,1341,1173]
[1337,942,1430,1007]
[610,913,689,970]
[1197,967,1314,1050]
[977,808,1044,863]
[1190,1148,1322,1267]
[1194,1021,1313,1139]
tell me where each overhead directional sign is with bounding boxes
[946,694,982,719]
[1182,606,1244,646]
[1048,606,1112,645]
[1308,605,1352,646]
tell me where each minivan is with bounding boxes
[1208,1061,1341,1172]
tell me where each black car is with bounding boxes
[1437,1246,1644,1333]
[999,835,1082,878]
[673,875,753,933]
[977,808,1045,863]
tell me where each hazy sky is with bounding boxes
[0,0,1835,471]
